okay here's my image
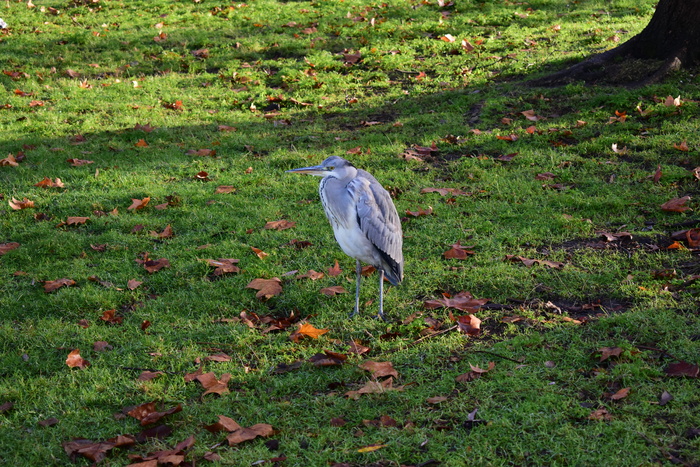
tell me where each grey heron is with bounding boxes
[286,156,403,318]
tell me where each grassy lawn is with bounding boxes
[1,0,699,465]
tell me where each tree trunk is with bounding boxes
[529,0,700,86]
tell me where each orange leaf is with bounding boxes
[251,246,268,259]
[673,141,689,152]
[66,216,89,225]
[134,139,149,148]
[9,197,34,210]
[195,372,231,396]
[66,349,90,369]
[34,177,64,188]
[610,387,630,401]
[294,323,329,340]
[0,154,19,166]
[128,197,150,210]
[149,224,173,239]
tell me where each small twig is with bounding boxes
[407,325,457,347]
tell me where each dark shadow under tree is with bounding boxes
[530,0,700,87]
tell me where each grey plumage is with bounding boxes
[287,156,403,318]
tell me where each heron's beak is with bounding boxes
[286,164,328,176]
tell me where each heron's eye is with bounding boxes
[328,166,335,170]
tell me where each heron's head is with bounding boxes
[286,156,355,178]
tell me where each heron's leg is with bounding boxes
[349,259,362,318]
[377,269,386,320]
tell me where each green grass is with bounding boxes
[1,0,700,465]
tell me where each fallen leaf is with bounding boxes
[609,387,630,400]
[661,196,691,213]
[9,197,34,210]
[227,423,274,445]
[204,258,240,276]
[195,372,231,395]
[138,371,164,381]
[290,323,329,342]
[453,313,482,336]
[215,185,236,194]
[264,219,296,230]
[443,241,475,259]
[127,279,142,290]
[424,291,488,312]
[0,242,20,255]
[100,309,123,325]
[246,277,282,299]
[309,351,347,366]
[327,260,342,276]
[128,197,150,210]
[406,206,433,217]
[296,270,324,280]
[139,258,170,273]
[251,246,268,259]
[598,346,623,362]
[149,224,173,239]
[659,390,673,406]
[665,361,699,378]
[66,349,89,369]
[204,415,243,433]
[357,444,387,453]
[66,158,94,166]
[588,408,613,421]
[320,286,348,296]
[504,255,565,269]
[127,402,183,426]
[0,154,19,166]
[345,377,403,399]
[44,278,76,293]
[427,396,449,404]
[34,177,64,188]
[358,361,399,378]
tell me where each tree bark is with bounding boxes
[529,0,700,86]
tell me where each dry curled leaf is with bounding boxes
[246,277,282,300]
[66,349,89,369]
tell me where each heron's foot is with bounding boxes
[374,311,387,321]
[349,308,359,319]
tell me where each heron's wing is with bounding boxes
[349,173,403,283]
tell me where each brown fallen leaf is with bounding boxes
[609,387,631,401]
[66,349,90,369]
[127,401,182,426]
[66,216,89,226]
[296,270,325,280]
[44,277,76,293]
[673,141,690,152]
[504,255,565,269]
[426,396,449,404]
[127,279,143,290]
[138,371,164,381]
[406,206,433,217]
[588,408,613,421]
[0,242,20,255]
[138,258,170,273]
[664,361,699,378]
[264,219,296,231]
[34,177,64,188]
[128,197,150,210]
[309,350,347,367]
[345,377,403,399]
[66,158,94,166]
[227,423,274,445]
[134,139,149,148]
[246,277,282,300]
[443,241,475,259]
[251,246,268,259]
[320,285,348,296]
[195,372,231,396]
[453,313,482,336]
[661,196,691,213]
[100,309,123,325]
[204,415,243,433]
[0,154,19,166]
[9,197,34,210]
[598,346,623,362]
[149,224,173,239]
[215,185,236,194]
[358,361,399,378]
[424,291,488,312]
[327,260,342,276]
[204,258,240,276]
